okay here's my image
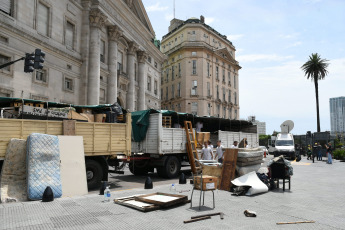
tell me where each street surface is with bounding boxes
[1,155,344,229]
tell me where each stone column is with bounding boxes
[107,25,122,104]
[126,41,138,111]
[137,51,147,111]
[87,8,106,105]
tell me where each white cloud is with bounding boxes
[165,13,173,21]
[227,34,244,41]
[237,54,294,62]
[287,41,302,48]
[146,2,168,12]
[205,17,215,24]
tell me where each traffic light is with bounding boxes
[24,53,35,73]
[34,49,45,69]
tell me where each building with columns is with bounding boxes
[161,16,241,119]
[0,0,165,111]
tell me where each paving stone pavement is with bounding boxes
[0,156,344,229]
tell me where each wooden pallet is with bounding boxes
[219,148,238,191]
[162,116,172,128]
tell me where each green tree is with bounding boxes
[301,53,330,132]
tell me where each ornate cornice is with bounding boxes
[127,41,138,55]
[137,51,147,63]
[89,8,107,28]
[108,25,123,41]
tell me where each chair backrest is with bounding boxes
[270,163,286,179]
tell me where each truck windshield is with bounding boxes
[275,140,293,146]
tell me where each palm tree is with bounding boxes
[301,53,329,132]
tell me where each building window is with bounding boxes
[0,54,10,72]
[65,21,75,50]
[192,51,197,56]
[178,63,181,77]
[191,80,197,96]
[207,103,211,116]
[192,31,195,34]
[222,87,225,101]
[216,66,219,80]
[37,2,50,36]
[229,108,232,119]
[161,88,163,100]
[154,62,157,68]
[228,90,232,103]
[154,80,157,95]
[177,103,181,112]
[216,85,219,100]
[117,51,123,72]
[147,76,151,91]
[171,84,175,98]
[148,56,151,63]
[64,77,73,91]
[207,62,210,77]
[192,60,197,74]
[207,82,210,97]
[191,102,198,115]
[234,92,237,105]
[217,104,220,117]
[99,88,105,101]
[172,66,175,81]
[100,40,105,63]
[234,73,237,89]
[228,72,231,85]
[0,0,13,16]
[35,69,47,83]
[177,82,181,97]
[223,106,226,118]
[222,69,225,82]
[166,69,169,82]
[235,109,238,119]
[166,86,168,100]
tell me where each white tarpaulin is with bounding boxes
[231,171,268,196]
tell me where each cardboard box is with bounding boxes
[95,114,106,122]
[80,113,94,122]
[194,175,218,190]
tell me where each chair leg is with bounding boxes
[203,190,205,205]
[212,190,215,209]
[283,179,285,191]
[277,179,279,188]
[199,190,202,210]
[190,188,194,208]
[289,178,291,190]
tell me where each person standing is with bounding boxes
[208,140,214,158]
[201,141,213,160]
[317,142,322,161]
[215,140,225,163]
[325,142,333,164]
[231,141,238,148]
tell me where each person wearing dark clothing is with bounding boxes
[325,142,333,164]
[317,142,322,161]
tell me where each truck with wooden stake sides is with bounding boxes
[128,110,259,178]
[0,97,131,189]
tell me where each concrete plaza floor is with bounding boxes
[0,156,344,229]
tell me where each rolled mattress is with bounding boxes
[27,133,62,200]
[0,139,27,203]
[237,148,263,158]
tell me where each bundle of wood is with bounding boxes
[236,148,263,176]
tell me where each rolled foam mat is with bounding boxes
[27,133,62,200]
[0,139,27,203]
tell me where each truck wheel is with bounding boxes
[157,156,181,178]
[129,161,149,175]
[85,159,103,190]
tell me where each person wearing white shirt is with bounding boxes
[201,142,213,160]
[208,140,214,158]
[215,140,225,163]
[231,141,238,148]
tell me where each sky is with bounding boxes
[142,0,345,135]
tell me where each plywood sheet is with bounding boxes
[58,136,88,197]
[220,148,238,191]
[135,192,188,207]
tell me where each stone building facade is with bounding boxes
[0,0,165,110]
[160,16,241,119]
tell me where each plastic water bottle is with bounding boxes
[104,186,111,202]
[170,184,176,194]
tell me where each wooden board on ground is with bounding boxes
[202,165,222,189]
[220,148,238,191]
[114,195,159,212]
[135,192,188,207]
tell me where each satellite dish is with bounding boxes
[280,120,294,133]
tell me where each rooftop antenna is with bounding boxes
[173,0,175,18]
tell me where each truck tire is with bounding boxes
[85,159,103,190]
[157,156,181,178]
[129,161,149,175]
